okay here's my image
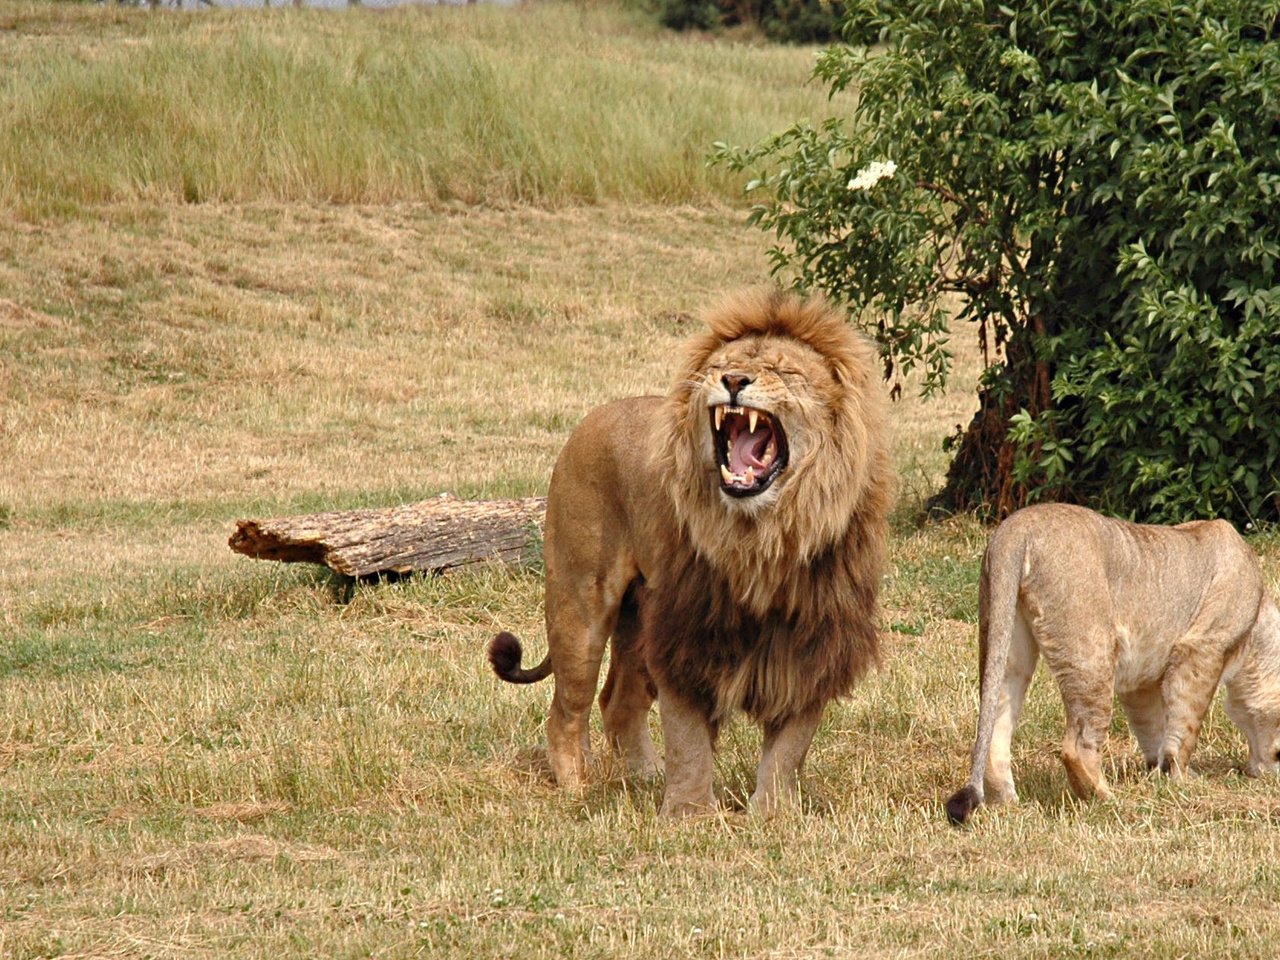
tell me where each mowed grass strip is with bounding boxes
[0,0,837,211]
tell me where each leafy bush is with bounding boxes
[717,0,1280,524]
[658,0,852,44]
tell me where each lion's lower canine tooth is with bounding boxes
[720,464,733,484]
[746,467,755,485]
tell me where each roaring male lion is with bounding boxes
[488,290,891,817]
[946,503,1280,826]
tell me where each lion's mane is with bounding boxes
[643,289,891,729]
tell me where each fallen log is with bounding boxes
[228,494,546,579]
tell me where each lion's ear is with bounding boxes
[830,348,879,393]
[827,355,859,389]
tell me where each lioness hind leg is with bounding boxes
[985,614,1039,806]
[1055,668,1115,801]
[751,707,825,818]
[1118,684,1164,769]
[599,600,660,779]
[1158,655,1223,776]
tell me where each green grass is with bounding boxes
[4,2,1280,957]
[0,0,837,211]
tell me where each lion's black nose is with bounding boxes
[722,373,753,401]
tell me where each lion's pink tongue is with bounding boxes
[729,426,772,474]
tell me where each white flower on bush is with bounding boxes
[848,160,898,191]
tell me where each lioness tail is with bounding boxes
[946,533,1027,826]
[944,785,982,825]
[488,631,553,684]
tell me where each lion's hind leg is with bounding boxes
[599,587,660,780]
[544,599,611,790]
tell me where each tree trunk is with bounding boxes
[928,319,1052,520]
[228,494,546,579]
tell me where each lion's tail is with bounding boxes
[945,533,1025,826]
[488,631,553,684]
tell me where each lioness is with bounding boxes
[946,502,1280,825]
[488,290,891,817]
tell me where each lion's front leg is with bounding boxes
[751,707,824,817]
[657,689,716,817]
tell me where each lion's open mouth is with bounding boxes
[710,404,788,498]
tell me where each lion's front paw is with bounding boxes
[659,798,717,819]
[659,786,717,819]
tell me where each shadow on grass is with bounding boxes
[991,747,1262,823]
[494,743,671,819]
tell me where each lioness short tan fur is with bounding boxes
[946,503,1280,825]
[489,290,890,816]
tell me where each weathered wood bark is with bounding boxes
[228,494,546,579]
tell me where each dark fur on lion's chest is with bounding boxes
[639,542,880,733]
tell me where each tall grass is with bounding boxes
[0,1,837,210]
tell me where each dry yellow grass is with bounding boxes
[6,195,1280,960]
[1,203,766,514]
[0,198,983,515]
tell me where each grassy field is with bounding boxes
[4,2,1280,958]
[0,0,837,211]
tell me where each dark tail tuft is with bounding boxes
[488,631,523,676]
[944,785,982,826]
[488,631,553,684]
